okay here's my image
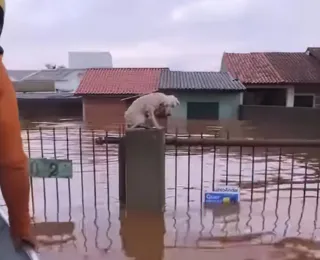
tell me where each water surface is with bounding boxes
[4,118,320,259]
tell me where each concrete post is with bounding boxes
[125,128,165,212]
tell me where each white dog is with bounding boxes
[124,92,180,129]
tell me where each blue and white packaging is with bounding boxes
[204,186,240,204]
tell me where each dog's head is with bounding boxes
[159,95,180,116]
[166,95,180,107]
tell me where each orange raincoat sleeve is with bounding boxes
[0,0,33,246]
[0,58,33,244]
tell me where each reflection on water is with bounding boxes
[31,200,320,260]
[120,211,165,260]
[33,222,76,246]
[2,118,320,259]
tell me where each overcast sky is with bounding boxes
[1,0,320,70]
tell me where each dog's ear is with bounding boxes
[171,96,180,106]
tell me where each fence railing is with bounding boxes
[15,127,320,210]
[1,127,319,255]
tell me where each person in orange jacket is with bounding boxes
[0,0,36,249]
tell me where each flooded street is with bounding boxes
[3,119,320,259]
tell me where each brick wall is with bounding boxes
[83,96,127,130]
[83,96,167,130]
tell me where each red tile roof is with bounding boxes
[265,52,320,84]
[222,53,283,84]
[75,68,167,95]
[222,52,320,84]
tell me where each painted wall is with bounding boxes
[170,91,242,120]
[163,91,243,134]
[168,92,242,120]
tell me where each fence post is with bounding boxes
[124,128,165,212]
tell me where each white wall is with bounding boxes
[68,51,113,69]
[54,70,85,92]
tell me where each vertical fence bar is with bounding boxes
[277,148,282,199]
[26,129,35,216]
[251,146,255,201]
[39,127,47,220]
[66,127,72,218]
[187,134,191,204]
[225,144,229,185]
[79,128,85,214]
[264,148,268,199]
[212,145,216,191]
[200,133,204,203]
[93,134,99,252]
[174,129,178,208]
[239,146,242,187]
[317,159,320,205]
[314,158,320,238]
[303,159,308,202]
[290,153,294,202]
[53,128,59,220]
[273,151,281,235]
[105,131,110,210]
[92,130,97,207]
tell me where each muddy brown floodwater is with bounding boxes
[2,119,320,260]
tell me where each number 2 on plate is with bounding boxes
[49,162,58,177]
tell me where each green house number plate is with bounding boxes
[29,158,73,178]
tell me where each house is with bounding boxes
[7,68,86,92]
[221,50,320,108]
[159,70,246,132]
[13,80,55,92]
[7,51,113,121]
[17,92,82,120]
[20,68,86,92]
[75,67,246,132]
[7,51,113,93]
[220,48,320,128]
[6,68,85,119]
[7,70,37,81]
[74,68,166,129]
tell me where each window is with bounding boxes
[294,94,315,108]
[187,102,219,120]
[243,89,286,106]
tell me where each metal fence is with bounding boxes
[18,127,320,211]
[2,127,320,256]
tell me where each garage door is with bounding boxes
[187,102,219,120]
